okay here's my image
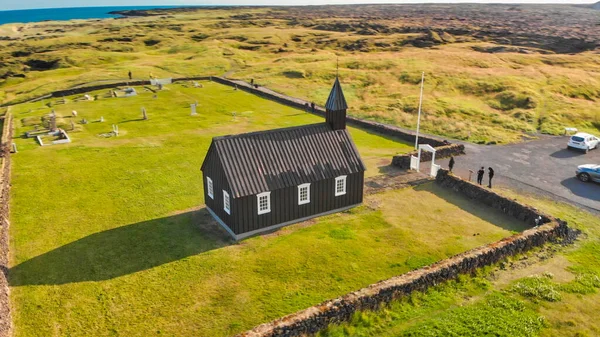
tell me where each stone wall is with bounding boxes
[51,76,211,98]
[435,169,551,226]
[1,76,212,106]
[392,144,466,169]
[211,76,455,150]
[0,112,13,337]
[236,169,570,337]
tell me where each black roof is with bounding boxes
[325,77,348,111]
[201,123,366,198]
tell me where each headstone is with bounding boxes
[190,103,197,116]
[50,111,57,131]
[100,116,104,123]
[72,110,78,117]
[11,143,17,153]
[142,107,148,120]
[234,84,238,91]
[81,118,88,124]
[112,124,119,136]
[71,120,75,131]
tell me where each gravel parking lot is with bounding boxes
[434,136,600,213]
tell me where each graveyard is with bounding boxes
[7,80,533,337]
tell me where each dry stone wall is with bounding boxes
[236,169,571,337]
[211,76,456,150]
[435,169,551,226]
[0,113,13,337]
[1,76,212,106]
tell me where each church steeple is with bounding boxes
[325,77,348,130]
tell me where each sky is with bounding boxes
[1,0,597,11]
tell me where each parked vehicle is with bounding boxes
[576,164,600,183]
[567,133,600,153]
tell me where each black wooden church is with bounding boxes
[201,78,366,240]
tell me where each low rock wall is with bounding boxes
[392,144,465,169]
[51,76,211,98]
[0,112,13,337]
[236,169,570,337]
[435,169,551,226]
[211,76,453,149]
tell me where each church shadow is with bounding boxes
[10,208,233,286]
[413,183,531,233]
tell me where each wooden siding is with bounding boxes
[202,144,234,227]
[229,172,364,235]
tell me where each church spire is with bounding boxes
[325,77,348,112]
[325,76,348,130]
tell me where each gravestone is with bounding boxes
[190,103,197,116]
[71,120,75,131]
[49,110,57,131]
[142,107,148,120]
[11,143,17,153]
[100,116,104,123]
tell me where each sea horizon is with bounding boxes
[0,6,196,25]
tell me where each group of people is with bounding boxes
[447,156,495,188]
[477,166,494,188]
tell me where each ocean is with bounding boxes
[0,6,183,25]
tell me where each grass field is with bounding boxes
[7,81,527,336]
[318,189,600,337]
[1,6,599,144]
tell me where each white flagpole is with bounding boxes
[414,71,425,150]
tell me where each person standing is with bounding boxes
[488,167,495,188]
[448,156,455,173]
[128,70,132,80]
[477,167,485,185]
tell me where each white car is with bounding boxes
[567,133,600,153]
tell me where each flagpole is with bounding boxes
[414,71,425,150]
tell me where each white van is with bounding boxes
[567,132,599,153]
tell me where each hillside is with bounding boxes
[1,4,600,143]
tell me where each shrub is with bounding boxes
[489,91,537,110]
[282,70,305,79]
[190,33,209,42]
[143,39,161,46]
[511,275,562,302]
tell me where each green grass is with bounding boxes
[317,189,600,337]
[8,82,522,336]
[1,8,599,143]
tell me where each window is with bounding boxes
[223,190,230,214]
[298,183,311,205]
[335,176,347,196]
[207,177,214,199]
[257,192,271,215]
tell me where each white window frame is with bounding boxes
[223,190,230,215]
[335,175,347,196]
[207,177,214,199]
[298,183,311,205]
[257,192,271,215]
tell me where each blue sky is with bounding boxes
[2,0,596,11]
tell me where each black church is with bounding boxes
[200,77,366,240]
